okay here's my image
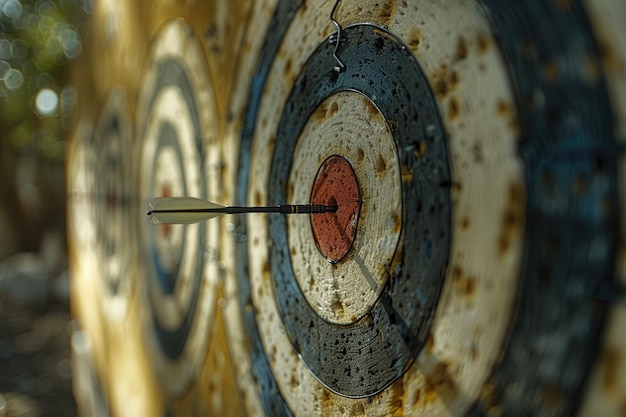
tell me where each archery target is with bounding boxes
[93,88,134,317]
[136,18,221,396]
[65,0,626,415]
[224,0,624,416]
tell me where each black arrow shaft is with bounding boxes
[147,204,338,216]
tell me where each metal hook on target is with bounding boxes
[329,0,345,72]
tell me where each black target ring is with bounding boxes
[468,2,619,416]
[268,24,451,398]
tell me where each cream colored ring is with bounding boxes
[288,91,401,325]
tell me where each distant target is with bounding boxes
[137,18,221,396]
[93,88,133,312]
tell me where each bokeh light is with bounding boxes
[35,88,58,116]
[0,0,88,161]
[3,67,23,90]
[2,0,23,21]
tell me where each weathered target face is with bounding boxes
[137,18,221,396]
[226,0,622,416]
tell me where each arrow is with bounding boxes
[147,197,338,224]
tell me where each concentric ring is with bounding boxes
[137,18,221,395]
[288,92,401,327]
[268,28,451,396]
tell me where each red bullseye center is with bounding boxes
[310,155,361,263]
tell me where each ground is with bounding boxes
[0,293,76,417]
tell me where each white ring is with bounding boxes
[288,91,401,325]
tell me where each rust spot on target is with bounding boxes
[498,183,524,257]
[320,387,333,407]
[424,362,459,403]
[448,97,461,120]
[313,102,329,122]
[389,380,405,416]
[450,265,476,298]
[330,294,345,316]
[262,260,270,277]
[432,65,460,98]
[377,155,388,177]
[477,32,490,54]
[424,332,435,353]
[497,99,513,117]
[364,98,379,117]
[310,155,362,263]
[284,57,293,78]
[601,347,622,397]
[408,27,421,50]
[375,0,396,25]
[456,36,468,60]
[392,211,402,234]
[289,370,299,389]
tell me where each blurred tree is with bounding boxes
[0,0,88,258]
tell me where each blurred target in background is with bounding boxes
[136,18,221,396]
[93,88,133,315]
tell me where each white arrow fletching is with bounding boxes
[148,197,225,224]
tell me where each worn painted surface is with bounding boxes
[68,0,626,416]
[287,92,401,327]
[579,0,626,416]
[230,0,523,414]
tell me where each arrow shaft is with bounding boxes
[148,204,337,216]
